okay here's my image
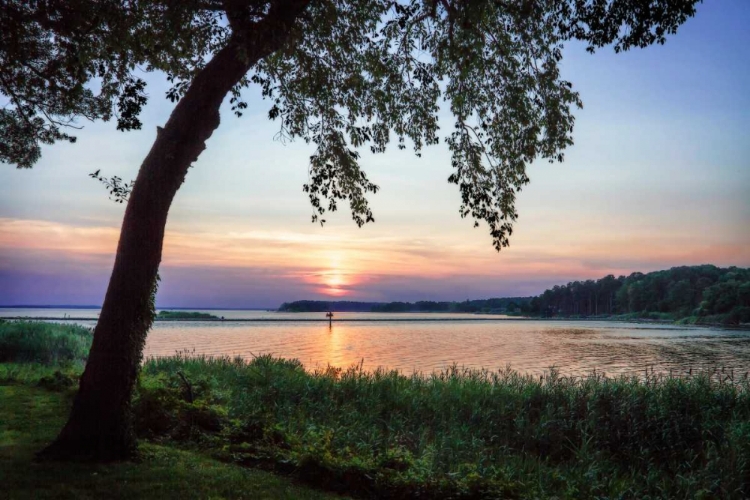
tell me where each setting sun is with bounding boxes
[319,271,350,296]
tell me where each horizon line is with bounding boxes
[0,296,535,310]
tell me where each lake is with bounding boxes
[3,308,750,376]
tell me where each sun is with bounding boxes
[317,267,357,297]
[325,272,345,288]
[319,271,346,296]
[312,252,358,297]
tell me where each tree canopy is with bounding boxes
[1,0,699,249]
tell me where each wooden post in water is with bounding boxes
[326,311,334,328]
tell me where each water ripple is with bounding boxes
[141,319,750,376]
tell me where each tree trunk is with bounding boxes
[38,3,308,461]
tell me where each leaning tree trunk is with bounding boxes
[39,4,307,461]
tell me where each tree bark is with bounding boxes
[39,2,309,461]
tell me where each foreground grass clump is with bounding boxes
[140,354,750,499]
[0,321,92,365]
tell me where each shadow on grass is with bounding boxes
[0,384,343,500]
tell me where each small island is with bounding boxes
[156,310,219,320]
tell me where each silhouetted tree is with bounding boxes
[1,0,700,460]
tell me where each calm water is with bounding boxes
[4,308,750,376]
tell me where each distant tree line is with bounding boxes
[279,266,749,325]
[278,301,382,312]
[371,298,530,313]
[528,265,750,324]
[278,298,531,314]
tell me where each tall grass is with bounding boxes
[0,321,92,365]
[141,354,750,499]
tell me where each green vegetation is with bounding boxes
[0,384,342,499]
[157,311,220,320]
[138,357,750,499]
[0,321,92,365]
[3,322,750,499]
[529,265,750,325]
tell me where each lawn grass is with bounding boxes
[0,383,344,499]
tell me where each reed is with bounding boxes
[141,353,750,499]
[0,321,91,365]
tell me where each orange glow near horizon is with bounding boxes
[319,286,349,297]
[317,266,356,297]
[307,252,359,296]
[2,217,750,302]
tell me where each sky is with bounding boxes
[1,2,749,308]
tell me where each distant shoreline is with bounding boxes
[2,315,748,329]
[3,316,521,322]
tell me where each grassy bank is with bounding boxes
[2,321,750,498]
[0,384,341,499]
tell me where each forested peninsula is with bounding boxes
[529,265,749,325]
[280,265,750,325]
